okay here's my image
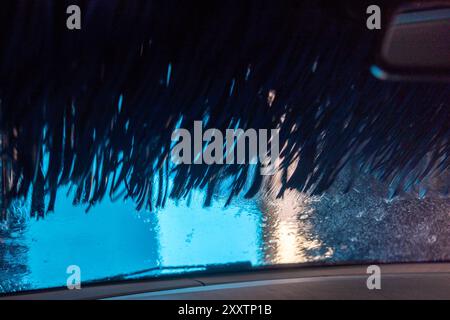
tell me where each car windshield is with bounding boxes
[1,0,449,295]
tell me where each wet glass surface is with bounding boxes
[0,0,449,298]
[1,168,449,294]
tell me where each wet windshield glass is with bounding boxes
[2,169,449,293]
[1,0,449,294]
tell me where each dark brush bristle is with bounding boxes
[0,0,448,219]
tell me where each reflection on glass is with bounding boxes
[259,160,333,264]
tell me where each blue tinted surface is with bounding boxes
[1,183,263,292]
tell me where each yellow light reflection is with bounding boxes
[260,158,333,264]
